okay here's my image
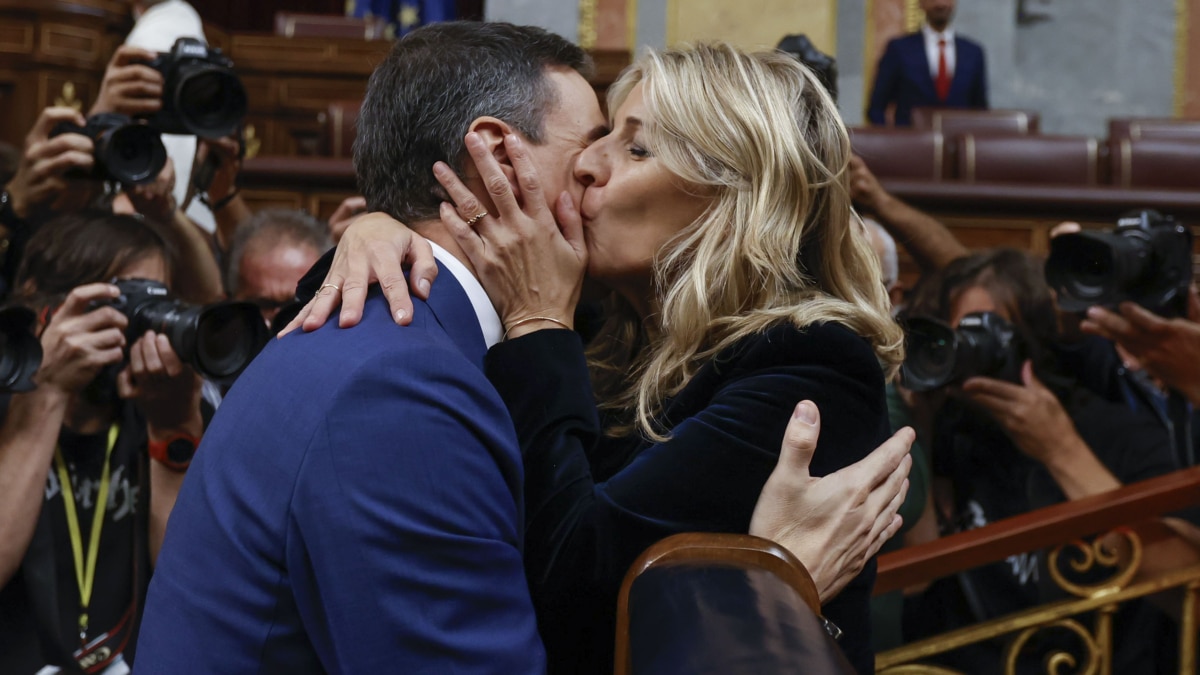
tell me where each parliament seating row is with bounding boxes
[850,127,1200,189]
[909,107,1041,137]
[907,108,1200,143]
[313,103,1200,190]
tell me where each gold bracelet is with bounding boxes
[503,315,571,340]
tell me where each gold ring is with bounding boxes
[318,282,341,294]
[464,211,489,227]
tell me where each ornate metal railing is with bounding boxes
[874,467,1200,674]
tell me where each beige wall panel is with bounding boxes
[666,0,836,53]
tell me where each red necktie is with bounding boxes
[936,38,951,101]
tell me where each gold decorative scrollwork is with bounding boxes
[1004,618,1101,675]
[243,124,261,159]
[1048,527,1141,598]
[54,82,82,111]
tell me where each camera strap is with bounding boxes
[52,423,120,644]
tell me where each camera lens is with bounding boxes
[0,307,44,393]
[901,317,959,392]
[119,279,267,382]
[175,68,248,139]
[1051,236,1117,306]
[95,124,168,184]
[911,331,954,377]
[901,312,1022,391]
[1046,231,1154,312]
[193,303,264,380]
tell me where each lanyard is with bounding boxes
[52,424,119,643]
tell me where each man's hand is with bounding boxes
[117,331,203,434]
[1082,300,1200,406]
[848,154,891,214]
[328,196,367,243]
[749,400,912,604]
[5,107,96,219]
[90,45,163,117]
[121,157,178,223]
[961,361,1080,466]
[34,283,127,396]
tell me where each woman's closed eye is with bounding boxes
[628,143,651,159]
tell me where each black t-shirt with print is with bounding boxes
[0,402,149,675]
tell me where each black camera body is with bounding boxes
[142,37,247,139]
[777,34,838,102]
[49,112,166,185]
[1045,210,1193,316]
[101,278,267,383]
[901,311,1025,392]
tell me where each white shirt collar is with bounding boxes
[428,240,503,349]
[922,23,955,44]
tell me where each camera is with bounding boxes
[1045,210,1194,316]
[49,113,167,185]
[103,279,268,382]
[901,311,1025,392]
[0,307,42,393]
[142,37,248,139]
[777,34,838,102]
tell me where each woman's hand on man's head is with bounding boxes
[433,132,586,339]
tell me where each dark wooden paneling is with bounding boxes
[0,0,130,149]
[194,0,345,33]
[196,1,483,33]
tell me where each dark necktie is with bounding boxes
[936,38,951,101]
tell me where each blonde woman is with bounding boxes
[299,43,904,673]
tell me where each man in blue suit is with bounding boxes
[133,22,608,673]
[867,0,988,126]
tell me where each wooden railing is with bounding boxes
[875,466,1200,595]
[873,466,1200,674]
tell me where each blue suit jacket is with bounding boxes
[867,32,988,126]
[135,264,545,674]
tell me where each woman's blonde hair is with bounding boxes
[587,42,904,440]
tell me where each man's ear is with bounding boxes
[465,117,519,189]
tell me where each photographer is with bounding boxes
[0,107,101,295]
[1045,214,1199,472]
[92,0,212,233]
[225,208,330,326]
[900,248,1177,673]
[0,212,203,673]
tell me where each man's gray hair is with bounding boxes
[224,209,332,295]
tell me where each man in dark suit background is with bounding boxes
[867,0,988,126]
[133,22,608,673]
